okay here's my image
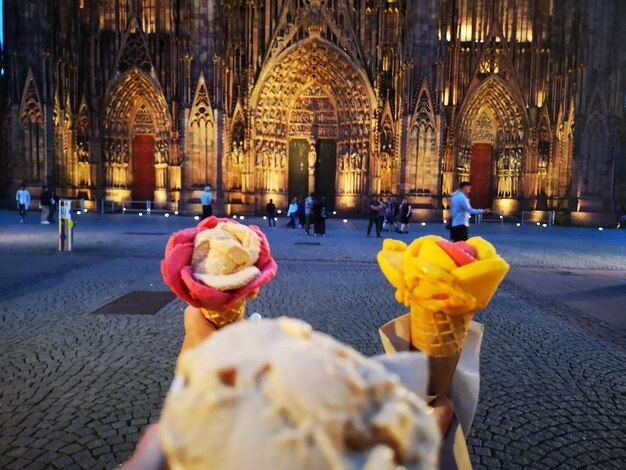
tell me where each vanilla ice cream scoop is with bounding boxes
[159,318,440,470]
[191,222,262,291]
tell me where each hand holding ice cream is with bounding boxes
[378,235,508,395]
[160,318,441,470]
[161,216,278,327]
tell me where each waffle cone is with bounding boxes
[200,298,247,328]
[410,305,472,357]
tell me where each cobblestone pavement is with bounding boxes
[0,211,625,469]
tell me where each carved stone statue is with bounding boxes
[308,144,317,169]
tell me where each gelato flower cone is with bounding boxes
[161,216,277,327]
[377,235,509,395]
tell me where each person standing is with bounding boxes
[388,197,399,232]
[297,198,305,228]
[286,197,298,228]
[313,196,327,236]
[266,199,276,227]
[39,185,52,224]
[16,184,31,223]
[378,198,387,233]
[200,185,213,219]
[304,193,315,235]
[366,194,382,238]
[48,189,58,223]
[399,199,412,234]
[449,181,491,242]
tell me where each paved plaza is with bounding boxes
[0,210,625,469]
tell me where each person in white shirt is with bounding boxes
[16,184,31,223]
[449,181,491,241]
[200,185,213,219]
[286,197,298,228]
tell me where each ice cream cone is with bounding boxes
[200,298,246,328]
[410,304,472,396]
[409,305,472,357]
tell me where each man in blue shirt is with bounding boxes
[200,185,213,219]
[449,181,490,242]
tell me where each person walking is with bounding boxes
[366,194,382,238]
[449,181,490,242]
[304,193,315,235]
[266,199,276,227]
[200,185,213,219]
[399,199,412,234]
[286,197,298,228]
[16,183,31,223]
[39,185,52,224]
[313,196,327,236]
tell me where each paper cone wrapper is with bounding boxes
[380,310,468,397]
[200,298,246,328]
[380,314,483,437]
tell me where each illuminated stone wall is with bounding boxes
[0,0,624,220]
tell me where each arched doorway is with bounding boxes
[250,38,377,211]
[456,76,528,210]
[102,68,172,203]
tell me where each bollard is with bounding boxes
[58,199,74,252]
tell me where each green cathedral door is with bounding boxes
[288,139,309,202]
[314,139,336,210]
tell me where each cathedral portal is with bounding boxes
[102,68,172,203]
[248,38,377,211]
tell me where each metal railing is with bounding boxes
[97,199,178,214]
[474,211,504,226]
[121,200,178,215]
[60,198,85,213]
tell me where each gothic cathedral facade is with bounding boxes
[1,1,625,223]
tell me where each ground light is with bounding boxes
[274,217,278,221]
[239,216,245,220]
[174,211,179,215]
[443,220,447,224]
[164,213,170,218]
[536,222,541,226]
[138,212,143,217]
[516,223,521,227]
[277,210,282,214]
[333,211,337,215]
[76,211,82,215]
[421,222,426,226]
[342,219,348,223]
[598,227,604,231]
[233,215,238,219]
[542,224,547,227]
[263,216,267,220]
[84,209,88,213]
[193,216,200,221]
[123,207,127,212]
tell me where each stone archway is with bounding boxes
[102,67,172,203]
[456,75,529,209]
[250,38,377,211]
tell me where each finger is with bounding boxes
[119,424,165,470]
[181,306,217,354]
[430,396,454,437]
